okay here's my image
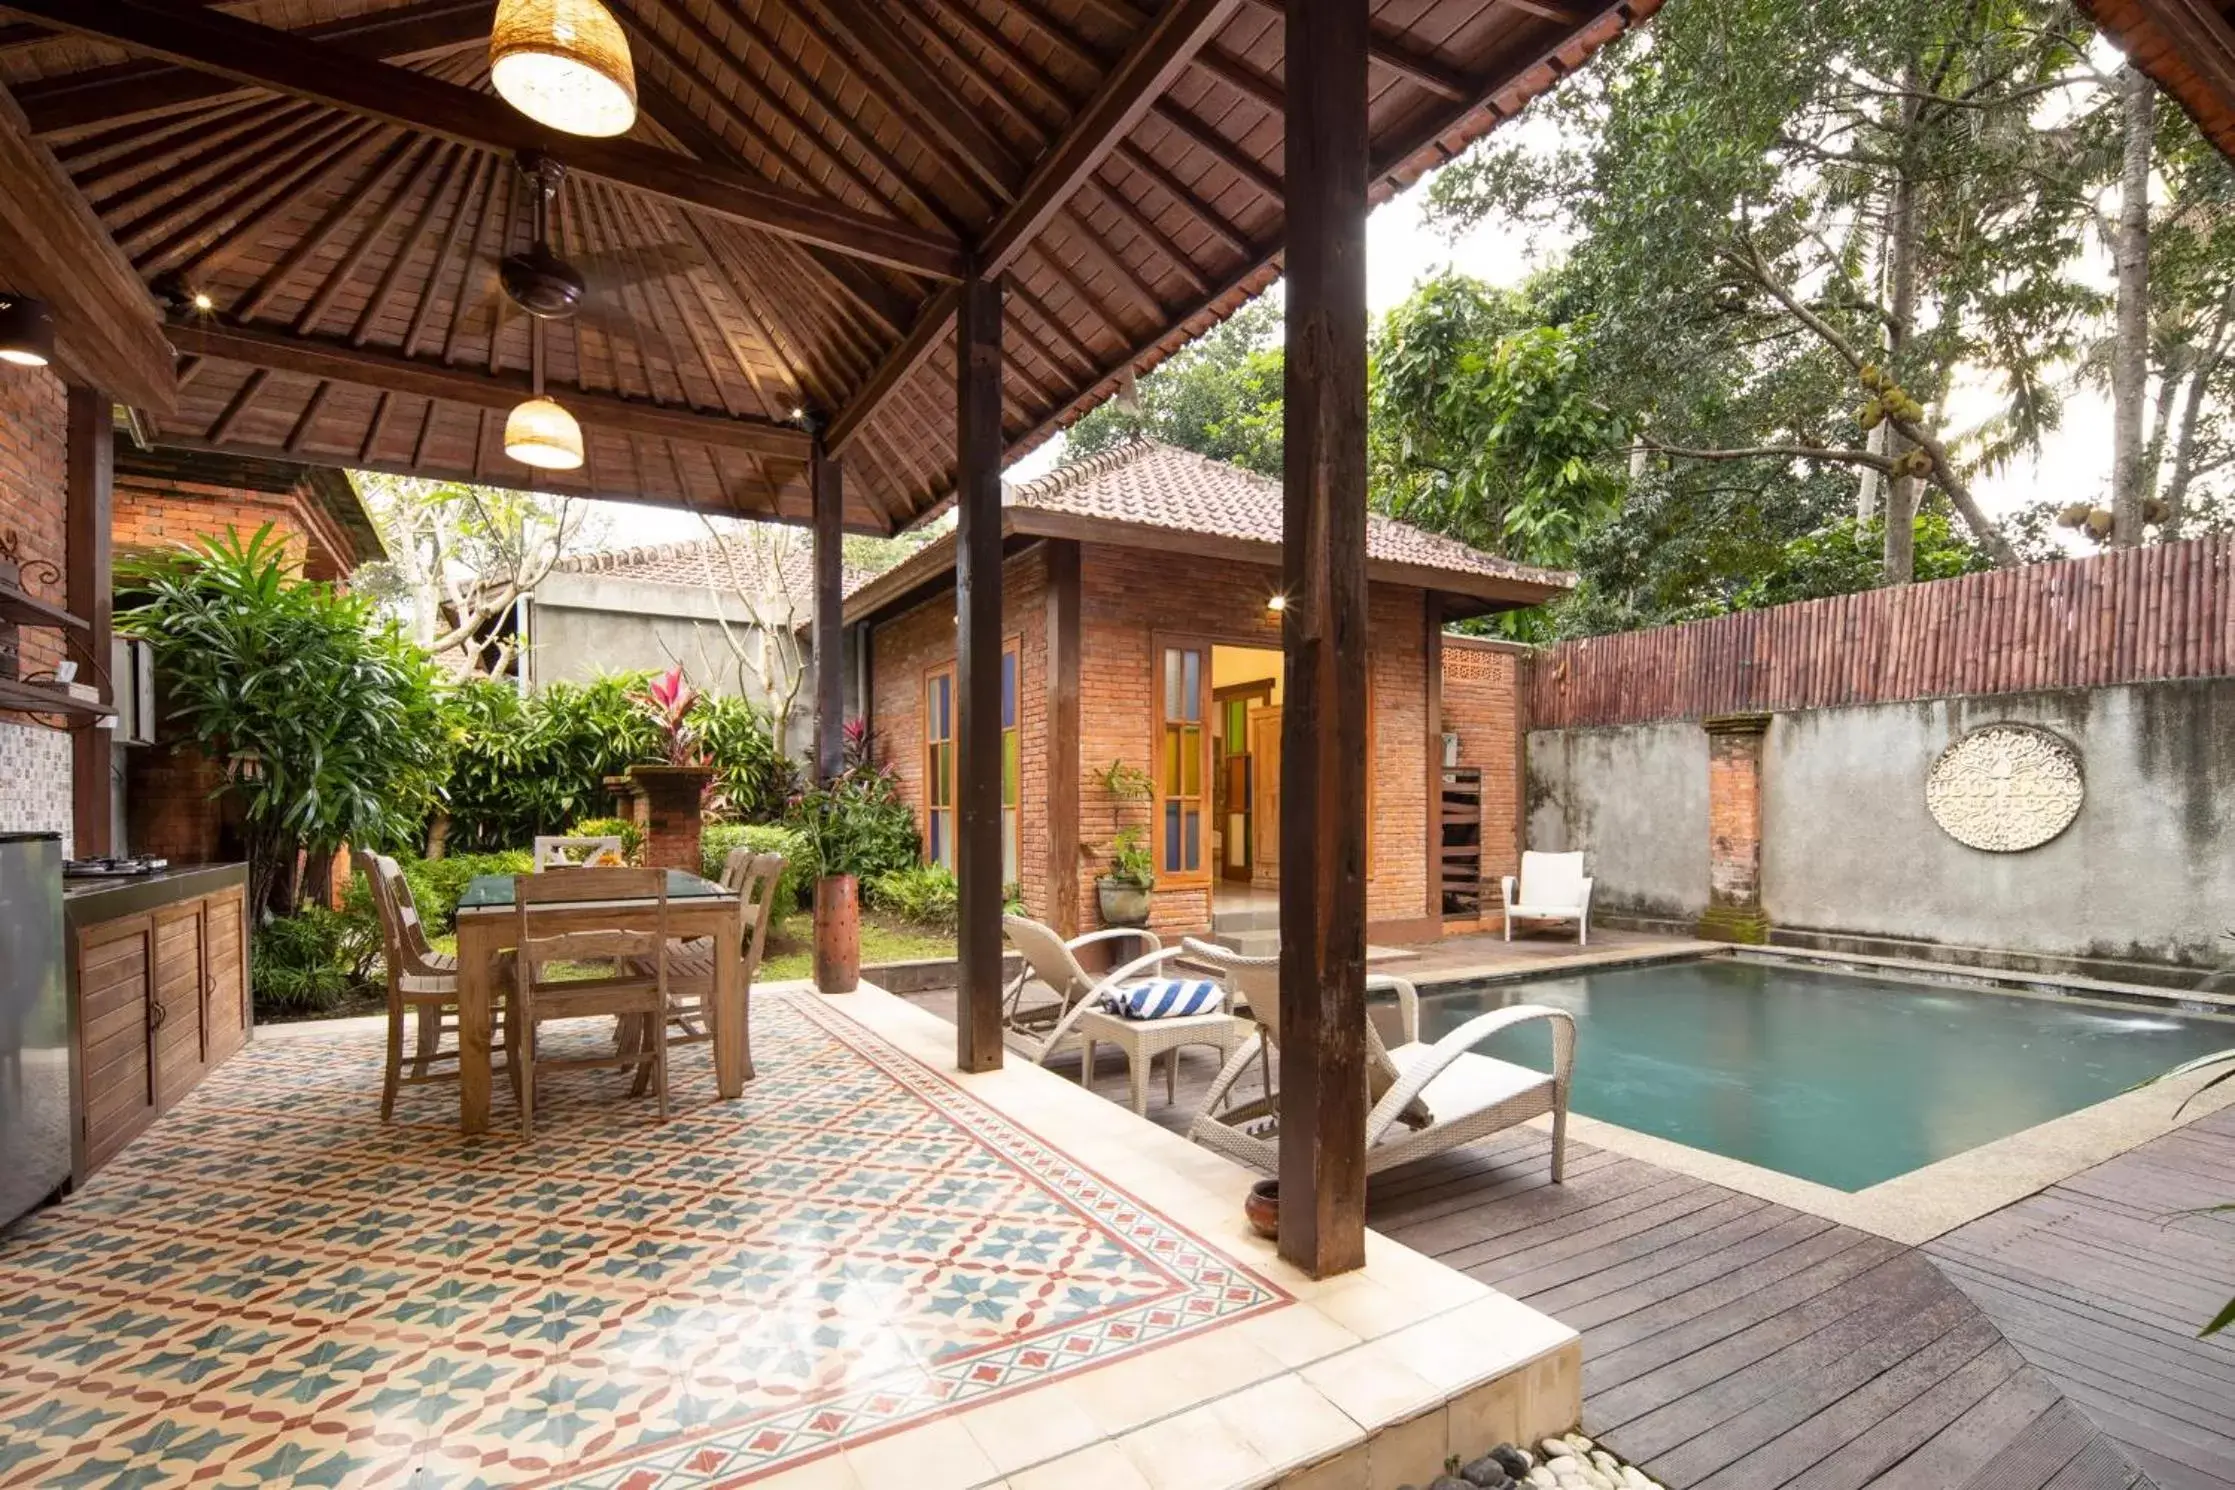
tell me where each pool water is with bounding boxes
[1411,958,2235,1191]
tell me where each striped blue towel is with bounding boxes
[1101,979,1225,1019]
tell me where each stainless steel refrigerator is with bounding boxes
[0,832,68,1230]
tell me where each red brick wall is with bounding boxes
[869,545,1051,914]
[1441,636,1528,904]
[870,539,1434,941]
[0,365,69,699]
[113,477,353,581]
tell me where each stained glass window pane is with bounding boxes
[1002,808,1018,883]
[1164,801,1181,871]
[1002,651,1017,729]
[1181,650,1201,720]
[1003,733,1019,804]
[1181,727,1200,795]
[1183,808,1200,870]
[1163,650,1180,719]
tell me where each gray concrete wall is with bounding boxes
[1527,677,2235,969]
[1524,720,1710,921]
[525,572,829,760]
[1762,678,2235,969]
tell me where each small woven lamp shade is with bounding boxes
[505,396,586,470]
[489,0,637,138]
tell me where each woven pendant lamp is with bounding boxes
[506,319,585,470]
[489,0,638,138]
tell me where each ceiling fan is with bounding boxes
[476,152,706,342]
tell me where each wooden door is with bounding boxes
[76,915,156,1178]
[150,904,206,1110]
[200,889,249,1066]
[1251,707,1282,880]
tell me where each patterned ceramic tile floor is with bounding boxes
[0,991,1289,1488]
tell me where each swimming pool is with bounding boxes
[1412,956,2235,1191]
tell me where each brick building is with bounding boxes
[844,440,1568,945]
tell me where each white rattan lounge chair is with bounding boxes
[1502,850,1593,945]
[999,917,1235,1080]
[1183,938,1574,1180]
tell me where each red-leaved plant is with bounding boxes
[637,665,703,766]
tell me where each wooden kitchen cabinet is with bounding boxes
[67,866,251,1185]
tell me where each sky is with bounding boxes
[578,109,2119,551]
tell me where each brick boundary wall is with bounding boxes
[1531,534,2235,730]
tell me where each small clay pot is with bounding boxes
[1244,1179,1279,1239]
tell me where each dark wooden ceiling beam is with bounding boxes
[833,0,1239,452]
[5,0,969,279]
[16,0,495,139]
[790,0,1025,202]
[982,0,1240,274]
[169,319,814,458]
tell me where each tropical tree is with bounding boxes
[1371,275,1624,575]
[355,472,597,676]
[1427,0,2117,583]
[118,526,453,917]
[1065,298,1284,475]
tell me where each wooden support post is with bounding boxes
[1044,539,1082,937]
[811,432,846,785]
[954,272,1006,1073]
[66,385,113,858]
[1278,0,1370,1279]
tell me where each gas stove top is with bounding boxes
[63,855,169,879]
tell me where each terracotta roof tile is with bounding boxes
[1005,438,1575,590]
[556,532,873,600]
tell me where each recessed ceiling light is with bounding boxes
[0,296,54,368]
[1266,593,1287,613]
[191,292,214,313]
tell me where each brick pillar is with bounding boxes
[1698,712,1772,943]
[626,764,714,872]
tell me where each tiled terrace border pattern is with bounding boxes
[0,985,1579,1488]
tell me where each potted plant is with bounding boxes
[626,667,716,869]
[1094,759,1156,928]
[791,778,860,993]
[1096,828,1157,928]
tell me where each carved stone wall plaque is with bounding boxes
[1925,724,2083,852]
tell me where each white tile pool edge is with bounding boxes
[1551,1064,2235,1246]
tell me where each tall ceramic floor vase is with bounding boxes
[813,874,860,993]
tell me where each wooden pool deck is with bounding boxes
[905,985,2235,1488]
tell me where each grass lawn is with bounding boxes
[759,913,955,981]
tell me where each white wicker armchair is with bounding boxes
[1184,938,1574,1180]
[1502,851,1593,945]
[1000,917,1207,1066]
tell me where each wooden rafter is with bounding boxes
[6,0,968,277]
[169,319,813,457]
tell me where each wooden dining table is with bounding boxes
[450,870,749,1134]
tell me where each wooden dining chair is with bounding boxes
[622,850,785,1093]
[358,851,518,1121]
[511,867,673,1138]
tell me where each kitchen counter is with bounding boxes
[65,863,246,919]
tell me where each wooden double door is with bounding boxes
[76,886,248,1180]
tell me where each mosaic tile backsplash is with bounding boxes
[0,719,70,857]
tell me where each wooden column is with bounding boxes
[66,385,113,858]
[1044,539,1082,937]
[810,432,846,785]
[954,272,1006,1072]
[1278,0,1371,1277]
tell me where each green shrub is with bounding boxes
[702,822,811,922]
[694,691,800,822]
[251,906,360,1016]
[567,816,645,862]
[867,863,958,932]
[787,767,920,883]
[398,850,534,935]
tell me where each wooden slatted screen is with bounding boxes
[1529,534,2235,730]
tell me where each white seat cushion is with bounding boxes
[1506,904,1583,918]
[1382,1042,1553,1123]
